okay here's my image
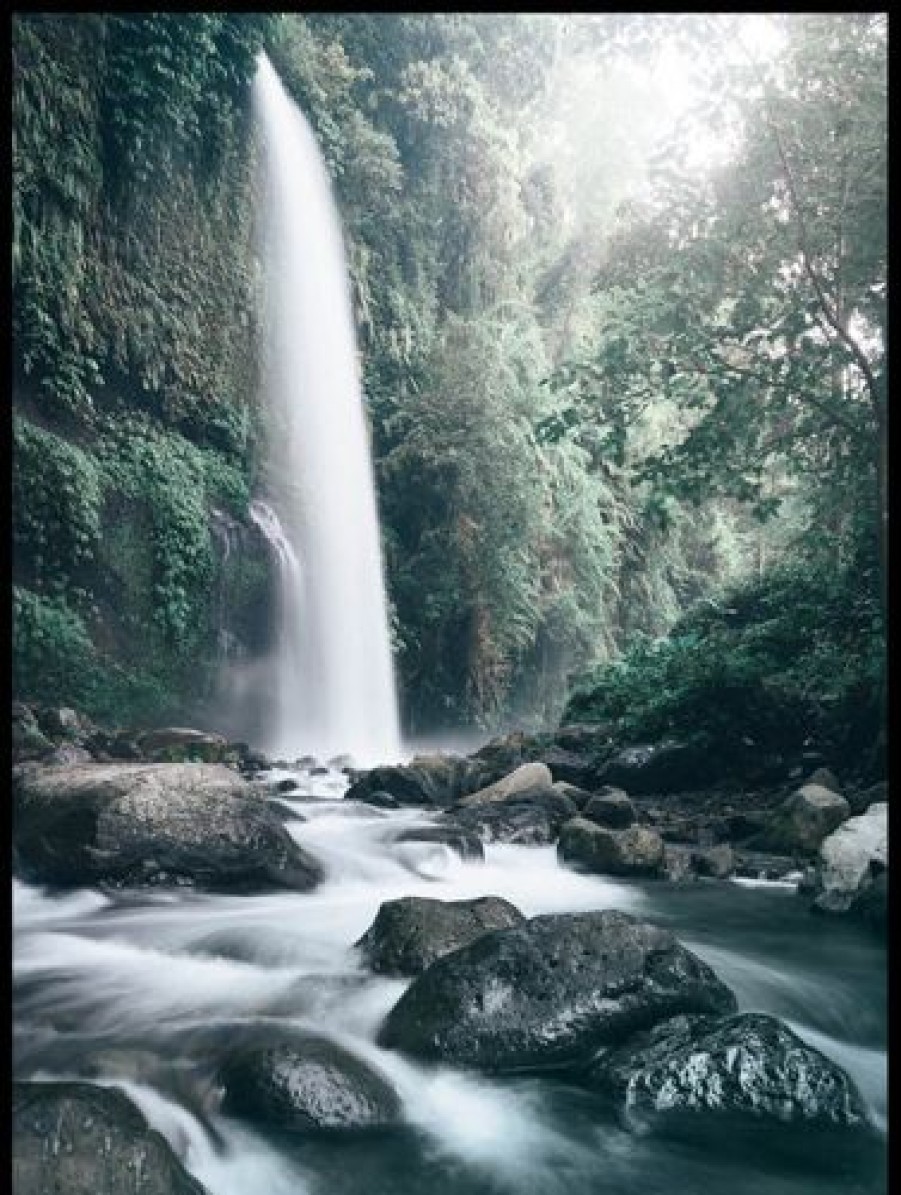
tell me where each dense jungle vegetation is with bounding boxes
[11,14,886,770]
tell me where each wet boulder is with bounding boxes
[219,1030,401,1134]
[809,802,887,922]
[379,909,737,1071]
[343,761,459,807]
[444,787,578,844]
[538,745,597,788]
[13,1081,209,1195]
[587,1012,872,1135]
[753,784,850,855]
[13,762,323,893]
[554,722,617,754]
[458,762,553,807]
[356,895,525,976]
[406,753,472,798]
[582,788,635,829]
[558,818,665,877]
[463,732,552,790]
[596,741,704,795]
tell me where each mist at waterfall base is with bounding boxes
[220,54,400,768]
[14,766,886,1195]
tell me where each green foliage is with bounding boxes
[12,409,254,723]
[13,12,261,441]
[12,12,886,743]
[95,414,247,644]
[102,13,271,189]
[564,552,884,765]
[12,587,171,725]
[12,14,265,725]
[558,14,886,583]
[13,418,104,598]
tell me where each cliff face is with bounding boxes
[12,15,274,726]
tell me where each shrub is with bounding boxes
[563,558,885,768]
[12,586,171,725]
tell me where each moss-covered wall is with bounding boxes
[12,14,275,726]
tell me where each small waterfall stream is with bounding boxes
[248,54,400,766]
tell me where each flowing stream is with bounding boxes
[248,55,400,767]
[13,766,886,1195]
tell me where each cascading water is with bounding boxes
[13,769,887,1195]
[250,53,400,766]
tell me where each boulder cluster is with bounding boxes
[350,894,874,1147]
[345,730,886,927]
[11,704,886,1192]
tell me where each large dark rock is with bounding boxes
[444,786,578,844]
[538,745,597,788]
[219,1031,401,1134]
[558,818,665,876]
[588,1012,872,1134]
[597,741,704,796]
[752,784,851,855]
[554,722,617,754]
[465,732,551,788]
[343,759,463,807]
[13,762,323,892]
[13,1081,209,1195]
[378,910,737,1071]
[809,802,887,924]
[356,895,525,976]
[458,762,553,807]
[582,788,635,829]
[463,733,606,792]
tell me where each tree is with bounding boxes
[560,14,887,615]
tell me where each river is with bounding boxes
[13,765,886,1195]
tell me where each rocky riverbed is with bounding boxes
[11,704,887,1194]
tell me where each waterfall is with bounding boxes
[249,54,401,766]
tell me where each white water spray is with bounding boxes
[251,54,400,766]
